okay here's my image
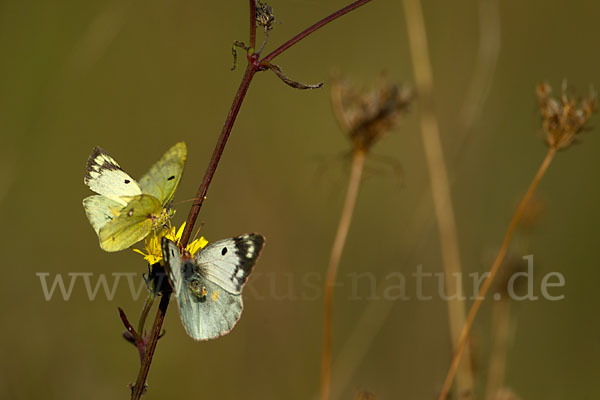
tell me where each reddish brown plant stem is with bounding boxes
[262,0,373,63]
[130,292,171,399]
[129,1,375,399]
[321,149,366,400]
[182,0,374,247]
[180,62,257,247]
[249,0,257,49]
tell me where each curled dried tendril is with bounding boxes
[266,62,323,90]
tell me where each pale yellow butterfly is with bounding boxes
[83,142,186,252]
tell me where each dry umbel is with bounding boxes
[537,81,597,150]
[331,74,414,152]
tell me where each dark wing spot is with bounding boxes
[167,175,175,181]
[221,247,228,256]
[230,234,265,290]
[124,179,130,184]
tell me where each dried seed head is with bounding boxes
[537,81,597,150]
[331,74,413,152]
[256,0,275,32]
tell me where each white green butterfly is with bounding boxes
[161,234,265,340]
[83,142,186,252]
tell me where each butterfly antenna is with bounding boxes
[171,198,197,206]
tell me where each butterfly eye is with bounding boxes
[127,209,134,217]
[221,247,228,255]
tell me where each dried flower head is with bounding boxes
[537,81,596,150]
[255,0,275,32]
[331,74,413,152]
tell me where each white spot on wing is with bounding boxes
[246,244,254,259]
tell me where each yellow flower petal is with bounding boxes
[175,222,186,241]
[133,223,209,263]
[187,236,208,256]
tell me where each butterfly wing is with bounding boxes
[195,233,265,295]
[161,237,243,341]
[162,237,184,295]
[82,195,125,235]
[98,194,163,252]
[84,146,142,205]
[178,277,243,341]
[138,142,187,206]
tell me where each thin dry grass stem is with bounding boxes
[321,148,365,400]
[439,81,597,400]
[484,297,511,400]
[437,147,556,400]
[330,0,499,373]
[321,74,412,400]
[460,0,501,133]
[324,4,500,387]
[402,0,473,396]
[483,251,528,400]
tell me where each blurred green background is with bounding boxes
[1,0,599,399]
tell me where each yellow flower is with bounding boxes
[133,222,208,264]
